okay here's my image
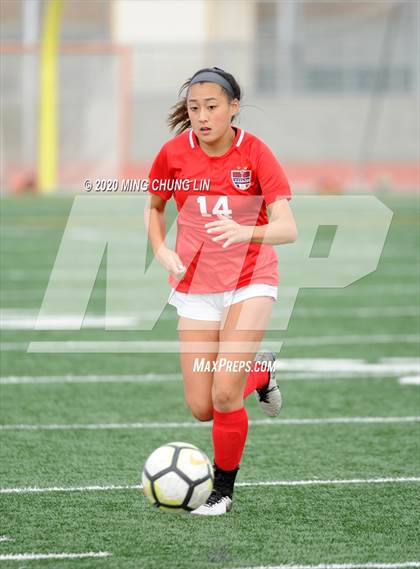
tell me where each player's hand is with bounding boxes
[205,214,253,249]
[155,246,186,280]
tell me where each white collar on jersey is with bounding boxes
[189,127,244,149]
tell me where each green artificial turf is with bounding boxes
[0,194,419,568]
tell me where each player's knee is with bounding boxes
[212,386,238,411]
[187,401,213,422]
[192,408,213,422]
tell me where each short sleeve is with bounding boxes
[257,143,292,205]
[148,144,173,202]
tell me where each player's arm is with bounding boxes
[250,197,297,245]
[206,198,297,248]
[146,194,167,252]
[250,142,296,244]
[145,194,186,278]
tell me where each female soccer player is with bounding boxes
[146,67,297,515]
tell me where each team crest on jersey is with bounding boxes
[231,169,252,190]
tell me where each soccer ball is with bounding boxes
[142,442,214,512]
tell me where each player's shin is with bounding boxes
[191,406,246,515]
[212,406,248,472]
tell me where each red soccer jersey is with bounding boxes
[148,127,292,293]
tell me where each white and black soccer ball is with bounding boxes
[142,442,214,513]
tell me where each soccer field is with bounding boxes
[0,194,419,569]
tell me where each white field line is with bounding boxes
[225,562,420,569]
[2,267,419,280]
[2,336,420,353]
[0,314,157,330]
[0,537,13,543]
[399,376,420,385]
[1,416,419,432]
[382,357,420,363]
[1,477,420,495]
[1,341,284,353]
[0,551,111,561]
[2,283,419,297]
[0,343,27,352]
[2,284,419,302]
[275,360,420,373]
[282,335,420,347]
[2,264,418,277]
[0,311,171,330]
[272,307,419,318]
[23,335,420,353]
[1,358,418,385]
[276,358,420,374]
[0,373,182,385]
[26,340,284,353]
[1,306,418,329]
[0,372,400,385]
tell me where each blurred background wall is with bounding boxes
[1,0,418,193]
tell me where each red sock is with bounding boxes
[212,407,248,471]
[243,363,269,399]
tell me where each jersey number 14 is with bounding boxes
[196,196,232,218]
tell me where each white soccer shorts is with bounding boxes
[167,284,278,321]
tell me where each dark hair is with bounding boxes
[167,67,241,135]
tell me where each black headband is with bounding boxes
[189,70,236,98]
